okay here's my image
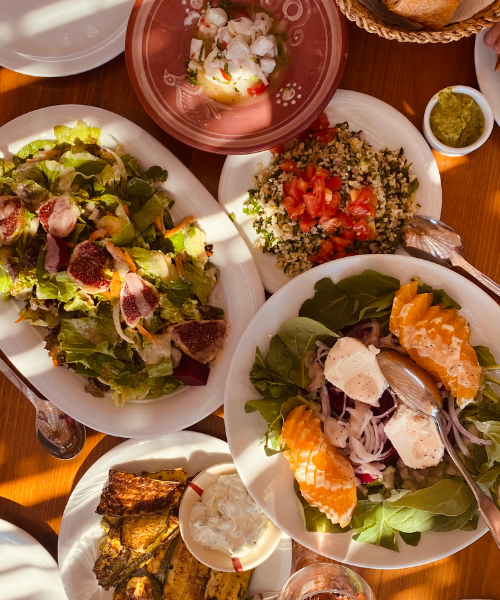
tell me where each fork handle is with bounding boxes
[435,413,500,549]
[451,254,500,300]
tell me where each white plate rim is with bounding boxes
[0,104,265,438]
[58,430,292,599]
[223,254,491,569]
[475,31,500,128]
[0,0,135,77]
[0,518,66,599]
[218,89,443,293]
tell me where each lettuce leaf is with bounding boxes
[0,264,13,300]
[183,263,217,304]
[36,272,78,303]
[131,192,171,232]
[54,120,100,144]
[184,226,208,267]
[14,139,56,162]
[63,151,106,175]
[127,247,170,282]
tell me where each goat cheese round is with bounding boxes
[189,473,269,558]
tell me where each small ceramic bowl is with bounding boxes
[179,462,282,572]
[422,85,494,157]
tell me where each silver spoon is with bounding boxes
[0,353,86,460]
[404,215,500,299]
[377,350,500,548]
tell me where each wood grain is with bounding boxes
[0,18,499,600]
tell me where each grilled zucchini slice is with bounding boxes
[93,521,131,590]
[204,570,254,600]
[96,470,182,517]
[143,468,187,487]
[145,536,178,584]
[121,511,171,551]
[113,575,163,600]
[163,536,210,600]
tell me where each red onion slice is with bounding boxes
[449,401,492,446]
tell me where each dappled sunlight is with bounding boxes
[403,99,415,117]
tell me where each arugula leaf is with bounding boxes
[389,478,474,516]
[412,276,461,309]
[299,278,355,330]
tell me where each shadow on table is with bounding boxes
[0,496,58,561]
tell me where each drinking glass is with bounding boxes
[277,563,376,600]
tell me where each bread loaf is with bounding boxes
[384,0,461,31]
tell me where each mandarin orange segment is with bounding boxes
[281,405,357,528]
[389,280,418,337]
[390,285,481,405]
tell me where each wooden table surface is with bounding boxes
[1,18,500,600]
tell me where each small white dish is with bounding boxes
[179,462,282,573]
[422,85,494,157]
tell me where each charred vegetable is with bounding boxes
[204,569,254,600]
[163,536,210,600]
[114,575,163,600]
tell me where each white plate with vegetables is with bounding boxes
[219,90,442,293]
[223,254,500,569]
[58,431,292,600]
[0,105,264,438]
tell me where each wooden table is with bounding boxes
[1,19,499,600]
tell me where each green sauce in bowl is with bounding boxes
[430,90,485,148]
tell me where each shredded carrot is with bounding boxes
[122,250,137,273]
[121,204,130,216]
[100,290,112,300]
[14,315,25,323]
[206,250,213,257]
[65,242,75,248]
[136,323,158,345]
[154,215,164,233]
[110,272,122,298]
[174,254,184,276]
[164,215,194,238]
[88,228,108,242]
[52,359,59,367]
[106,241,126,261]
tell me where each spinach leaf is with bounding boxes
[336,270,400,324]
[249,347,300,399]
[474,345,500,369]
[299,278,355,330]
[399,531,421,546]
[383,504,435,533]
[389,478,474,516]
[412,276,461,309]
[352,504,399,552]
[145,165,168,182]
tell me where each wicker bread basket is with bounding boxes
[336,0,500,42]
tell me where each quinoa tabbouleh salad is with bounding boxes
[244,114,420,276]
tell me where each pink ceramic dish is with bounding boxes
[125,0,348,154]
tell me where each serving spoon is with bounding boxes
[0,353,86,460]
[404,215,500,299]
[377,350,500,549]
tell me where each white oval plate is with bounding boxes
[58,431,292,599]
[224,254,492,569]
[0,105,265,438]
[475,31,500,127]
[0,519,66,600]
[219,90,442,293]
[0,0,135,77]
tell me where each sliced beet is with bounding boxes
[45,233,69,273]
[380,442,399,466]
[172,355,210,386]
[371,390,396,416]
[327,383,355,413]
[358,473,379,484]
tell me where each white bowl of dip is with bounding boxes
[179,462,282,572]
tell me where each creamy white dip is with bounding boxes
[189,473,269,558]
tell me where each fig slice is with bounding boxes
[167,319,226,364]
[45,233,69,274]
[67,240,110,293]
[38,195,79,238]
[0,196,25,246]
[120,272,160,328]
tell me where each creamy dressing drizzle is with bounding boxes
[126,273,155,317]
[189,473,269,558]
[47,196,79,238]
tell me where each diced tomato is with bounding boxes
[350,202,375,220]
[283,196,304,221]
[310,128,337,144]
[220,67,231,82]
[356,185,377,206]
[353,218,377,241]
[331,236,352,252]
[320,217,341,233]
[248,81,267,96]
[304,164,315,181]
[269,144,284,155]
[296,178,309,194]
[349,185,377,219]
[280,159,296,172]
[313,179,325,204]
[337,213,355,229]
[219,41,227,50]
[341,229,356,241]
[283,179,302,203]
[325,175,342,192]
[299,214,316,233]
[228,5,249,18]
[333,250,351,259]
[307,113,330,131]
[309,168,329,182]
[309,254,323,264]
[319,200,339,224]
[318,238,333,259]
[303,192,323,219]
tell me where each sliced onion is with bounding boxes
[374,403,396,421]
[339,393,347,420]
[449,401,492,446]
[350,438,381,464]
[452,424,470,457]
[113,301,135,344]
[363,422,374,453]
[320,386,331,419]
